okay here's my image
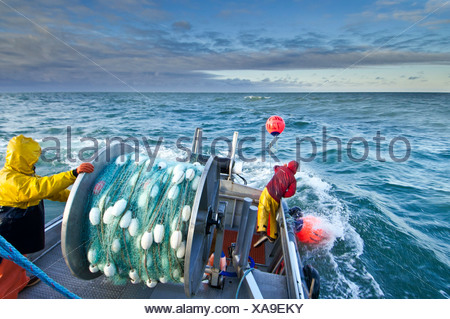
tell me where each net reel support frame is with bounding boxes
[184,155,220,297]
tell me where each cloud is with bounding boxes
[347,0,450,30]
[0,0,449,91]
[283,33,330,50]
[1,21,449,91]
[218,8,253,18]
[239,33,281,50]
[172,21,192,32]
[420,18,450,27]
[375,0,407,6]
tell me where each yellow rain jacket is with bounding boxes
[0,135,77,254]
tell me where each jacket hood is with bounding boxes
[287,160,299,173]
[4,135,41,175]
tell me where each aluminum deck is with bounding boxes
[19,217,290,299]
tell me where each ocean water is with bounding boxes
[0,92,448,299]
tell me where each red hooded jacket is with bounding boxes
[266,161,298,202]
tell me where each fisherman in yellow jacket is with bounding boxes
[0,135,94,298]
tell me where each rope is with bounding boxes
[235,267,255,299]
[0,235,81,299]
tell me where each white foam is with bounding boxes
[244,96,271,100]
[440,290,450,298]
[298,170,331,193]
[149,145,186,162]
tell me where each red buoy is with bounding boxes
[295,216,328,244]
[266,116,285,136]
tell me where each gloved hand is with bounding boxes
[294,219,304,233]
[74,163,94,177]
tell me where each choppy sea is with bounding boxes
[0,92,448,299]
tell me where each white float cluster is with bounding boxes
[85,155,203,288]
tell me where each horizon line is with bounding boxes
[0,90,449,94]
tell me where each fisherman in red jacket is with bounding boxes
[255,160,299,245]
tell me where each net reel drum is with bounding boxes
[61,142,220,297]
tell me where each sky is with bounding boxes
[0,0,449,92]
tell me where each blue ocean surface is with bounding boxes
[0,92,448,299]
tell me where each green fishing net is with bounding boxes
[84,153,203,288]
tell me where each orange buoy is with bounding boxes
[266,116,285,136]
[295,216,327,244]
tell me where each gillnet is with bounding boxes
[84,153,203,288]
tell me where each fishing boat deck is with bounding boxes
[19,216,290,299]
[17,171,306,300]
